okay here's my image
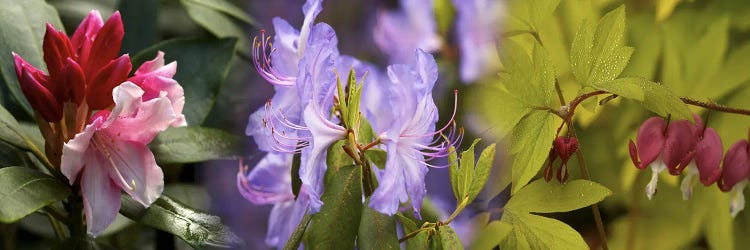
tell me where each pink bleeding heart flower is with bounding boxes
[552,136,578,183]
[680,114,723,200]
[629,116,696,199]
[61,82,178,236]
[718,138,750,217]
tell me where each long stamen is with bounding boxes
[91,133,135,191]
[252,29,297,86]
[262,100,311,153]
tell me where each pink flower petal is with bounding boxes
[635,117,666,169]
[61,117,103,185]
[98,137,164,206]
[80,152,122,236]
[104,83,176,144]
[131,51,176,81]
[135,76,186,127]
[663,120,696,175]
[696,128,723,185]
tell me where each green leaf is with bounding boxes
[468,83,531,140]
[451,139,480,201]
[184,0,257,25]
[149,126,244,164]
[0,141,28,167]
[434,0,456,36]
[0,0,64,116]
[500,211,587,249]
[0,105,27,149]
[630,78,692,120]
[590,77,646,101]
[358,199,399,250]
[396,214,429,250]
[571,5,633,87]
[120,194,244,249]
[364,149,387,170]
[179,0,251,56]
[437,225,464,250]
[305,165,362,249]
[500,41,555,107]
[448,145,460,200]
[468,143,496,203]
[470,221,513,250]
[119,0,158,54]
[325,140,351,174]
[506,0,561,33]
[0,167,70,223]
[133,38,236,125]
[505,179,612,213]
[510,111,557,194]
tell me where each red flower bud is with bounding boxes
[19,68,62,121]
[83,11,123,79]
[42,23,74,79]
[86,54,131,110]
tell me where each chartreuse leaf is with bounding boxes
[0,105,27,150]
[469,143,496,203]
[133,38,236,125]
[0,0,64,116]
[571,5,633,88]
[468,83,530,140]
[500,210,587,250]
[305,165,362,249]
[590,77,645,101]
[149,126,244,164]
[179,0,253,55]
[500,41,555,107]
[656,0,682,21]
[358,199,399,250]
[629,77,692,120]
[509,111,557,194]
[505,179,612,213]
[505,0,561,33]
[450,139,480,201]
[0,167,70,223]
[395,214,429,250]
[470,221,513,250]
[120,194,244,249]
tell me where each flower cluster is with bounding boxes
[629,115,750,217]
[236,0,460,247]
[13,10,185,236]
[544,136,579,183]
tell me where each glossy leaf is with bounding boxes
[499,41,555,107]
[149,126,244,164]
[179,0,251,55]
[358,199,399,250]
[590,77,645,101]
[0,167,70,223]
[0,105,27,149]
[0,0,64,116]
[471,221,513,250]
[120,194,244,249]
[133,38,236,125]
[505,179,612,213]
[305,165,362,249]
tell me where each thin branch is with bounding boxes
[680,97,750,116]
[283,210,312,250]
[569,127,609,250]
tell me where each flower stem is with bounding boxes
[569,127,609,250]
[680,97,750,116]
[44,211,67,241]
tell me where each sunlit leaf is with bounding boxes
[470,221,512,250]
[506,0,561,33]
[500,211,587,249]
[506,179,612,213]
[571,6,633,87]
[509,111,558,194]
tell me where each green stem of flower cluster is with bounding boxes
[397,196,469,243]
[283,210,312,250]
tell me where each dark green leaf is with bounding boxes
[470,221,512,250]
[133,38,236,125]
[358,199,399,250]
[179,0,251,56]
[119,0,158,54]
[149,126,243,164]
[0,0,64,116]
[183,0,257,25]
[0,141,28,167]
[505,179,612,213]
[0,167,70,223]
[120,194,244,249]
[437,225,464,250]
[305,165,363,249]
[325,140,352,174]
[0,105,27,149]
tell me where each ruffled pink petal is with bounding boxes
[663,120,697,175]
[104,83,176,144]
[635,117,666,169]
[80,151,122,237]
[135,76,186,127]
[696,128,723,185]
[131,51,176,81]
[61,117,104,185]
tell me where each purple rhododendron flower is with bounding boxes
[452,0,503,83]
[373,0,442,64]
[369,49,460,217]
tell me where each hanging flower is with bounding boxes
[718,138,750,217]
[629,116,696,199]
[680,114,723,200]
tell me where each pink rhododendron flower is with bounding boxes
[61,82,179,236]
